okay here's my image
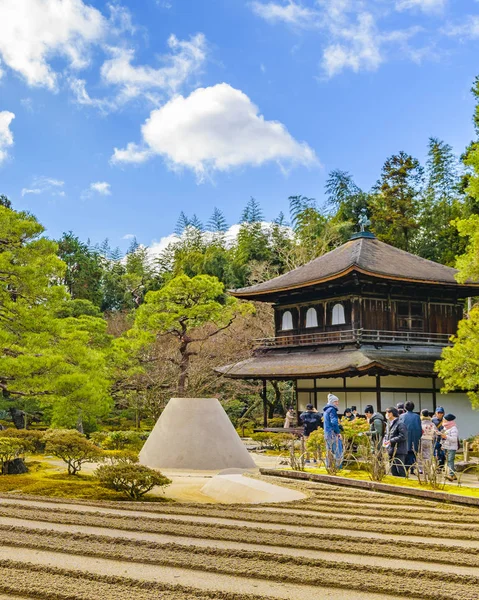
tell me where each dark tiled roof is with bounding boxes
[232,236,475,298]
[216,347,439,379]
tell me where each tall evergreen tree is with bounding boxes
[57,232,104,307]
[241,197,263,223]
[207,207,228,232]
[370,151,423,251]
[415,138,465,264]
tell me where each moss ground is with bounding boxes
[0,459,170,502]
[293,465,479,498]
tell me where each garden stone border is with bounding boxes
[259,468,479,507]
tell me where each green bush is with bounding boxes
[92,430,145,451]
[268,417,286,428]
[0,438,28,474]
[0,429,45,453]
[95,463,171,500]
[222,399,246,426]
[44,430,103,475]
[271,433,296,451]
[99,449,139,465]
[250,432,273,448]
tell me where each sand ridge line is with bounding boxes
[3,500,479,542]
[4,520,479,577]
[246,505,479,526]
[3,515,479,567]
[3,503,479,549]
[266,498,479,515]
[0,554,423,600]
[1,544,477,600]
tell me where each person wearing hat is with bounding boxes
[343,408,355,422]
[432,407,446,468]
[323,394,343,469]
[441,414,459,481]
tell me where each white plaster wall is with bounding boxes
[436,393,479,439]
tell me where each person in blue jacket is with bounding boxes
[323,393,343,469]
[400,401,422,473]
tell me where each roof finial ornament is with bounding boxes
[358,213,371,233]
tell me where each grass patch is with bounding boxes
[0,460,171,502]
[282,465,479,498]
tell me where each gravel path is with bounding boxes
[1,477,479,600]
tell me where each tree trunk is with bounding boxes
[177,339,190,397]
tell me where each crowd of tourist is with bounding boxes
[293,397,460,481]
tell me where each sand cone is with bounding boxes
[139,397,256,470]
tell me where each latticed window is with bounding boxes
[305,307,318,328]
[281,310,294,330]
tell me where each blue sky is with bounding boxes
[1,0,479,253]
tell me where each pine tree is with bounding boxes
[207,207,228,232]
[241,197,263,223]
[175,212,190,236]
[370,151,423,251]
[189,214,204,231]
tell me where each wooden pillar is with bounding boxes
[432,376,437,412]
[262,379,268,427]
[376,374,382,413]
[294,379,299,427]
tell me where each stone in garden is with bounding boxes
[139,397,256,471]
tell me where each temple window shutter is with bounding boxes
[281,310,294,331]
[305,307,318,328]
[332,303,346,325]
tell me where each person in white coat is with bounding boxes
[441,413,459,481]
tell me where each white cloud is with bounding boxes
[0,0,106,90]
[147,233,181,259]
[100,33,206,102]
[252,1,431,76]
[250,1,317,27]
[322,12,383,77]
[111,142,152,165]
[90,181,111,195]
[443,16,479,39]
[111,83,317,180]
[395,0,447,13]
[21,175,64,196]
[0,111,15,165]
[122,233,136,240]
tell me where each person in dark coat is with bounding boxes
[343,408,355,422]
[384,407,408,477]
[400,401,422,473]
[299,404,322,437]
[432,407,446,468]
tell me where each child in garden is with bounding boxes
[419,409,438,470]
[441,414,459,481]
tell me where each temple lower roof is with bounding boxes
[216,346,441,379]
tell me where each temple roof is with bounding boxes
[231,234,479,300]
[216,346,440,379]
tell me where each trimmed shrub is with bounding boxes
[95,464,171,500]
[250,432,273,448]
[271,433,296,451]
[268,417,285,428]
[45,430,103,475]
[0,438,28,474]
[0,428,45,453]
[92,430,145,451]
[99,449,139,465]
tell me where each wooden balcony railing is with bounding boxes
[254,329,452,349]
